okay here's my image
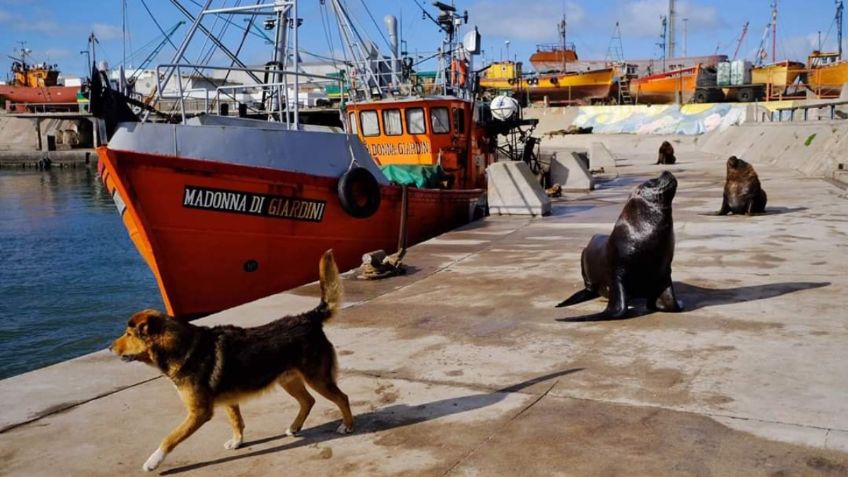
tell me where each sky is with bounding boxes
[0,0,845,79]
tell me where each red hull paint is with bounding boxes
[0,85,79,110]
[99,147,482,318]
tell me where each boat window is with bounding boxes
[405,108,426,134]
[360,110,380,137]
[452,107,465,134]
[383,109,403,136]
[348,112,357,134]
[430,107,450,134]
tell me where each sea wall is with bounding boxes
[699,121,848,178]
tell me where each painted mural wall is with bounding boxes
[569,103,770,135]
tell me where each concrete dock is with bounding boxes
[2,130,848,476]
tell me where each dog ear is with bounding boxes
[138,313,164,337]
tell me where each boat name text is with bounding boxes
[367,141,431,156]
[183,186,325,222]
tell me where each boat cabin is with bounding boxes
[346,97,494,190]
[808,51,842,68]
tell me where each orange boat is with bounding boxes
[752,61,805,98]
[0,50,79,112]
[95,1,495,318]
[630,65,702,104]
[480,61,615,105]
[806,51,848,98]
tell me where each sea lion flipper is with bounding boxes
[555,288,599,308]
[716,194,730,216]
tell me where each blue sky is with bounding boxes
[1,0,845,79]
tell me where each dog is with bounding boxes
[111,250,353,472]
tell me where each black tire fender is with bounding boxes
[337,167,381,218]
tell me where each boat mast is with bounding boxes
[837,0,844,59]
[657,15,667,72]
[771,0,777,62]
[667,0,676,60]
[558,14,567,71]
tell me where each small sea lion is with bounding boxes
[657,140,676,165]
[556,171,682,321]
[716,156,767,215]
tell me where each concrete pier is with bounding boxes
[2,129,848,476]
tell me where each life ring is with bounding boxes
[451,58,468,87]
[337,167,381,218]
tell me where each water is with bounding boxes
[0,166,163,379]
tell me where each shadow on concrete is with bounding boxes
[674,281,830,310]
[161,368,584,475]
[556,281,830,322]
[697,206,808,217]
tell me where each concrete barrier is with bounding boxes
[548,148,594,191]
[590,142,618,178]
[486,161,550,216]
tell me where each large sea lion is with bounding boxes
[716,156,767,215]
[657,141,676,165]
[556,171,682,321]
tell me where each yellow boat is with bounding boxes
[807,51,848,98]
[480,61,614,105]
[752,61,805,98]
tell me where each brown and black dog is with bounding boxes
[111,250,352,472]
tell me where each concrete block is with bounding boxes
[549,149,594,191]
[486,161,550,216]
[590,142,618,178]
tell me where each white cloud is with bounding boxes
[615,0,726,39]
[467,0,586,42]
[93,23,122,41]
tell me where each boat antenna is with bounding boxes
[605,21,624,66]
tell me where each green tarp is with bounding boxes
[380,164,447,189]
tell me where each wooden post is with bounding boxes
[35,118,42,151]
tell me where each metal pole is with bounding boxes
[293,0,299,129]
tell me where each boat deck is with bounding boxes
[2,145,848,476]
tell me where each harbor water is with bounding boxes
[0,166,162,379]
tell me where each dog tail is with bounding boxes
[317,249,343,322]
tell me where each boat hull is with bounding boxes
[98,147,481,318]
[480,69,615,105]
[0,85,79,111]
[630,67,699,104]
[808,62,848,98]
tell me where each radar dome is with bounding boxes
[490,95,519,121]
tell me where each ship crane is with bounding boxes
[732,21,749,61]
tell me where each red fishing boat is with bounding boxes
[95,0,496,318]
[1,48,80,112]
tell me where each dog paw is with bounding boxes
[142,447,166,472]
[285,427,298,437]
[336,423,353,435]
[224,437,242,450]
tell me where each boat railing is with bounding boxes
[154,63,345,127]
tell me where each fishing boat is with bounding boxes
[479,61,615,105]
[95,0,496,318]
[752,60,805,98]
[0,48,80,112]
[806,51,848,98]
[629,65,703,104]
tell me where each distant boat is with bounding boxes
[480,61,615,105]
[806,50,848,98]
[0,49,80,112]
[629,65,703,104]
[751,60,805,98]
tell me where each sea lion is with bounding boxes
[556,171,682,321]
[657,141,676,165]
[716,156,767,215]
